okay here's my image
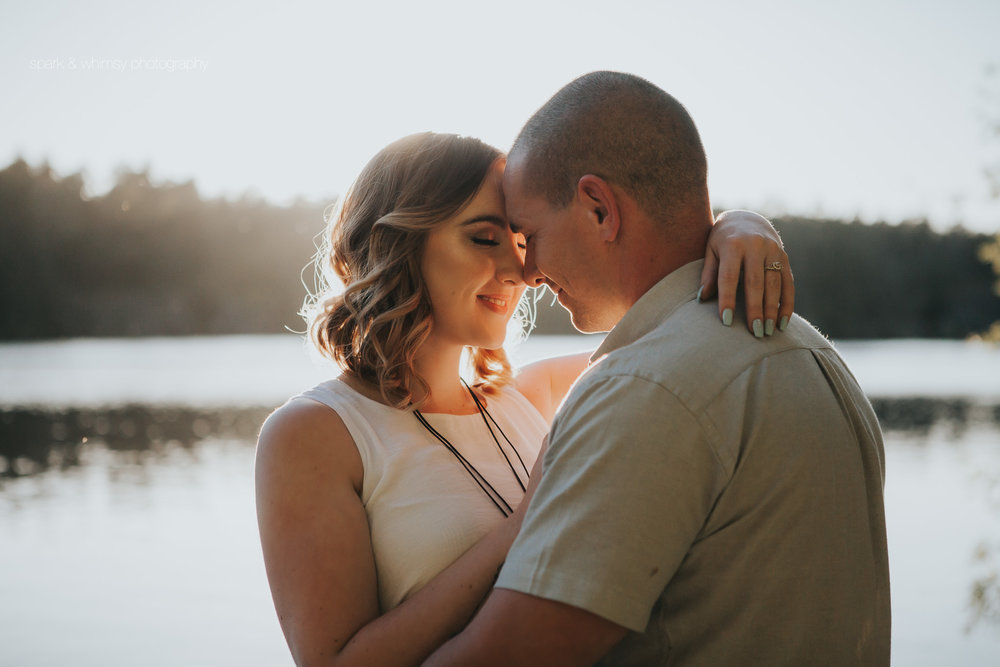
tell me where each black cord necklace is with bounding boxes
[413,380,529,517]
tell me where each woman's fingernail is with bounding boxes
[722,309,733,326]
[696,286,704,302]
[753,319,764,338]
[765,319,775,336]
[779,316,789,331]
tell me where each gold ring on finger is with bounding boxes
[764,261,783,272]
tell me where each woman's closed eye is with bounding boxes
[472,237,500,247]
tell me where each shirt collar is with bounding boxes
[591,260,705,362]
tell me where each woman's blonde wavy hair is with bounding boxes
[304,132,517,409]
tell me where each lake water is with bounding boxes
[0,335,998,666]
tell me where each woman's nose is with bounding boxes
[496,240,526,286]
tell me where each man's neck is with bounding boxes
[613,196,712,313]
[618,230,709,316]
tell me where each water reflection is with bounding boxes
[967,446,1000,635]
[970,541,1000,632]
[0,404,270,478]
[2,397,995,477]
[868,397,1000,436]
[1,397,999,643]
[860,399,1000,636]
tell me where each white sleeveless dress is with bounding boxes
[294,378,549,611]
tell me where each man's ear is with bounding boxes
[576,174,621,242]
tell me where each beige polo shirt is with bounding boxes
[496,260,891,666]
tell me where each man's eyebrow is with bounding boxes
[460,215,506,228]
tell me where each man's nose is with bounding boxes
[521,248,546,287]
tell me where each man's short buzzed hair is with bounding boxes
[509,71,708,223]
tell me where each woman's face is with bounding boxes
[421,160,527,351]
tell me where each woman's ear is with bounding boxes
[576,174,621,242]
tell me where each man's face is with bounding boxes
[502,161,617,333]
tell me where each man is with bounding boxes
[426,71,890,666]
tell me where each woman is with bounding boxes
[255,132,791,666]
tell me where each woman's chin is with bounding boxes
[469,332,508,351]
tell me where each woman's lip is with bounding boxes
[477,295,509,314]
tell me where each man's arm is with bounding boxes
[424,589,628,667]
[427,373,721,666]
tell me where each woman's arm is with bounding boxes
[256,399,524,667]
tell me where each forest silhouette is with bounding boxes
[2,158,998,341]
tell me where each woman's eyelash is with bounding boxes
[472,238,500,246]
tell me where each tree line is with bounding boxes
[1,159,998,341]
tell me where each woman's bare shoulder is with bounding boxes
[256,397,363,491]
[513,351,593,423]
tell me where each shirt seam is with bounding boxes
[567,371,728,477]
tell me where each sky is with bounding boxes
[2,0,999,233]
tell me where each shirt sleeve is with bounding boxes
[495,372,727,632]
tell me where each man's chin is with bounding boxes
[566,306,611,335]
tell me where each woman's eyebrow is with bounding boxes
[460,215,507,228]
